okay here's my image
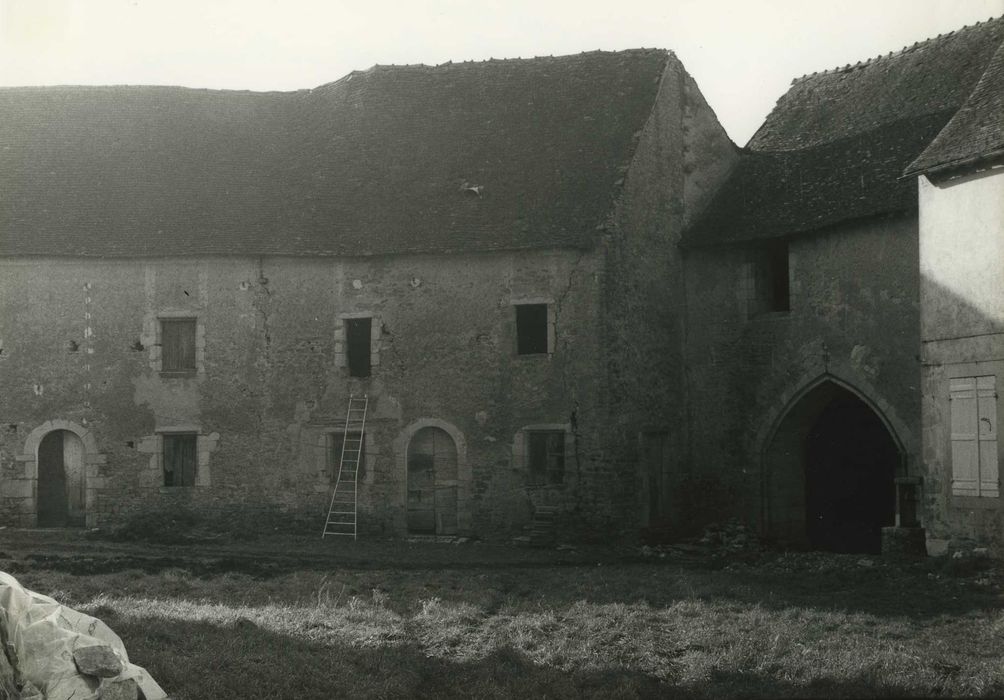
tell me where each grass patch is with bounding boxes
[3,534,1003,698]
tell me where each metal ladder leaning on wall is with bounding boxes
[322,394,369,539]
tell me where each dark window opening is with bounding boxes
[329,431,366,480]
[161,318,197,372]
[346,318,372,377]
[163,433,197,487]
[528,431,564,485]
[766,241,791,312]
[516,304,549,355]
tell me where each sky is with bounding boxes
[1,0,1002,145]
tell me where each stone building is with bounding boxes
[3,18,1003,553]
[682,17,1004,554]
[0,50,735,537]
[904,35,1004,554]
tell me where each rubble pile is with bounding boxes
[0,572,166,700]
[637,520,762,560]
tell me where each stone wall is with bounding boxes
[599,55,738,535]
[683,214,922,538]
[0,250,612,537]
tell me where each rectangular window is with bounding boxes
[527,430,564,485]
[950,376,998,497]
[163,433,197,487]
[161,318,197,373]
[516,303,549,355]
[766,241,790,312]
[346,317,372,377]
[747,241,790,315]
[329,431,366,480]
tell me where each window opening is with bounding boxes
[161,318,197,372]
[163,433,197,487]
[346,318,372,377]
[516,304,549,355]
[527,430,564,485]
[329,431,366,480]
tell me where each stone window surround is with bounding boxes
[511,423,574,487]
[15,419,107,528]
[321,426,377,487]
[511,297,556,356]
[142,311,206,376]
[334,312,380,373]
[136,427,219,492]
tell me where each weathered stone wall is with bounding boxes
[919,169,1004,554]
[683,214,922,537]
[0,250,611,537]
[600,55,738,535]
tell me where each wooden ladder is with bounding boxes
[322,395,369,539]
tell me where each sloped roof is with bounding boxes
[0,49,670,257]
[685,17,1004,247]
[906,37,1004,175]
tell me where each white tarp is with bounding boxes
[0,571,166,699]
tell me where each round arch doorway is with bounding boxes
[406,427,459,536]
[37,429,87,528]
[763,380,899,553]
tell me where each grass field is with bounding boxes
[3,531,1003,698]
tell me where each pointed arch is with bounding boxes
[758,375,903,552]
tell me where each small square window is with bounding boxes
[527,430,564,485]
[161,318,197,373]
[163,433,197,487]
[516,304,549,355]
[346,318,372,377]
[329,431,366,480]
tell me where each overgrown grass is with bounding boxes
[5,537,1004,698]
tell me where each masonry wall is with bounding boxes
[0,249,609,538]
[683,214,922,537]
[919,169,1004,554]
[599,55,738,535]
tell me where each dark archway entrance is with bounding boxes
[764,381,898,553]
[37,430,86,527]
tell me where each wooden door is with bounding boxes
[37,431,68,527]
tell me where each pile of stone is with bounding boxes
[0,572,166,700]
[636,519,762,560]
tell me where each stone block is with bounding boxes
[73,644,124,678]
[881,526,927,556]
[98,677,137,700]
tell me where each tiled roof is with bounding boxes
[906,37,1004,175]
[0,50,669,257]
[685,17,1004,247]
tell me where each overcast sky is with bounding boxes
[1,0,1002,145]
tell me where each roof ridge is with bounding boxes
[790,14,1004,84]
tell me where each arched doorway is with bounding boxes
[37,430,86,527]
[406,427,458,535]
[764,380,899,553]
